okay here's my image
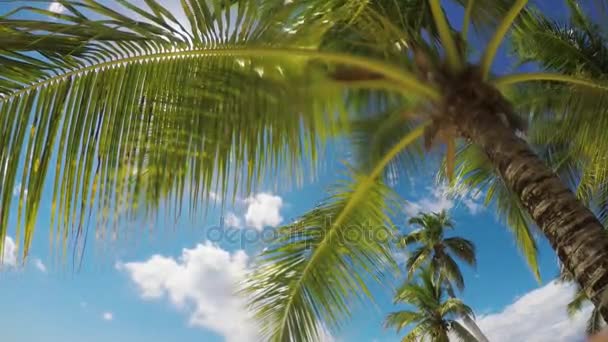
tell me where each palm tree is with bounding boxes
[399,210,488,341]
[385,267,478,342]
[399,210,475,293]
[3,0,608,340]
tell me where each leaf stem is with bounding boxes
[2,47,441,102]
[492,72,608,91]
[429,0,462,72]
[480,0,528,79]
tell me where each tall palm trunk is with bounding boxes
[448,70,608,321]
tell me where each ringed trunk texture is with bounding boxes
[446,73,608,322]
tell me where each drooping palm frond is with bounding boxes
[568,287,589,317]
[383,310,424,333]
[564,282,606,335]
[450,144,541,280]
[244,171,399,341]
[0,0,445,258]
[509,3,608,227]
[587,305,605,334]
[349,104,425,183]
[444,237,477,266]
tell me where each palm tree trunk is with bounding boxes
[452,81,608,322]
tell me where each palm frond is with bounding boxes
[440,298,474,318]
[444,237,477,267]
[0,0,440,258]
[452,144,541,280]
[438,254,466,291]
[405,246,431,277]
[384,310,424,332]
[587,307,605,335]
[401,323,431,342]
[244,172,399,341]
[567,287,589,317]
[480,0,528,79]
[511,9,608,78]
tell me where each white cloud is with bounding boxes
[33,258,47,273]
[119,241,336,342]
[117,242,257,342]
[473,281,591,342]
[244,193,283,230]
[224,212,242,229]
[404,183,483,217]
[102,312,114,321]
[2,236,17,268]
[404,184,454,217]
[48,2,66,13]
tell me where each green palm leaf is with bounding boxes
[245,172,399,341]
[388,267,478,342]
[0,0,439,258]
[451,144,541,280]
[444,237,477,266]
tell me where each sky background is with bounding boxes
[0,1,597,341]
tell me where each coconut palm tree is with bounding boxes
[3,0,608,340]
[399,210,475,293]
[385,267,478,342]
[399,210,488,341]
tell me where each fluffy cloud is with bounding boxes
[33,258,47,273]
[2,236,17,267]
[404,183,483,217]
[224,212,242,229]
[119,241,336,342]
[102,312,114,321]
[473,281,591,342]
[117,242,257,342]
[244,193,283,230]
[48,2,66,13]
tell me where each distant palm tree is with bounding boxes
[399,210,475,293]
[385,267,478,342]
[399,210,487,341]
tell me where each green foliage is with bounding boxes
[398,211,476,291]
[245,171,399,341]
[385,267,476,341]
[0,0,432,258]
[449,144,541,280]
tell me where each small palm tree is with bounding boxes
[399,210,475,293]
[399,210,487,341]
[385,267,478,342]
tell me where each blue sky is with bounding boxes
[0,0,596,341]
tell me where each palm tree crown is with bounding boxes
[399,210,476,292]
[385,267,477,342]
